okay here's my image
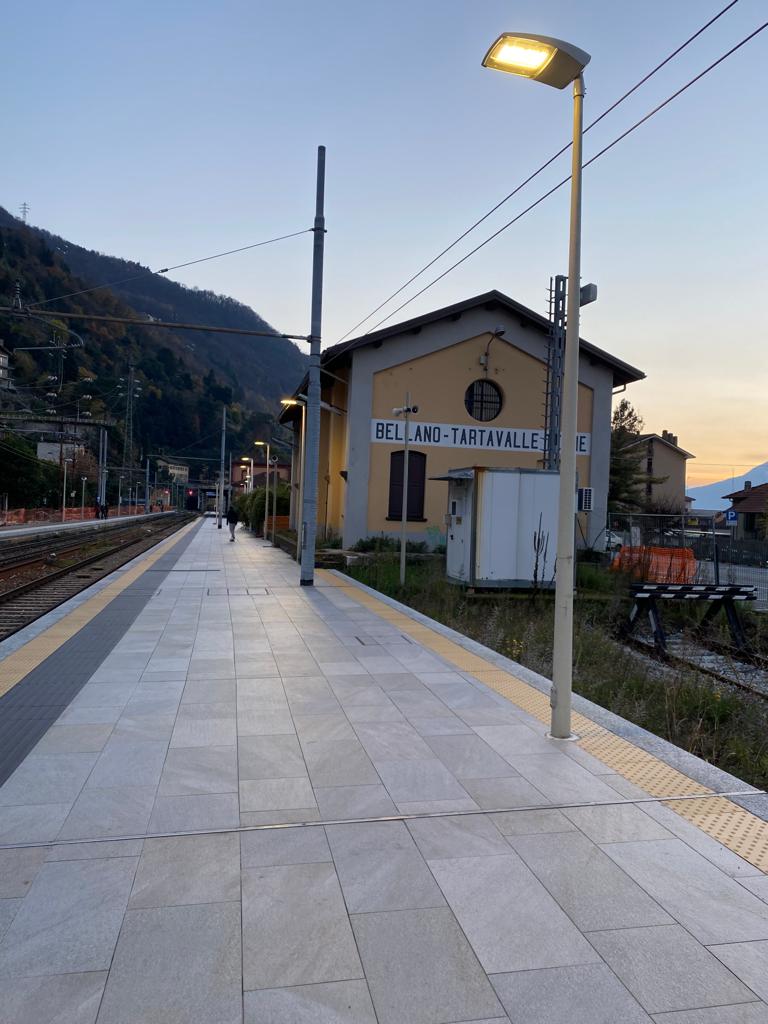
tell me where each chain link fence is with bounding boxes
[604,512,768,608]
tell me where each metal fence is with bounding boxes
[604,513,768,608]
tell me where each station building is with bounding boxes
[279,290,644,549]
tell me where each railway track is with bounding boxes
[0,514,194,642]
[626,632,768,700]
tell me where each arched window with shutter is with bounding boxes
[387,450,427,521]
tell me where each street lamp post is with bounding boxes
[254,442,271,538]
[81,477,87,520]
[392,394,418,586]
[271,455,278,545]
[281,399,307,560]
[61,459,71,523]
[482,32,590,740]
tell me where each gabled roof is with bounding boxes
[621,433,695,459]
[321,290,645,388]
[723,481,768,512]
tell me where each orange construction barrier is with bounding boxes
[611,545,697,584]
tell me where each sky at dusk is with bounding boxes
[3,0,766,487]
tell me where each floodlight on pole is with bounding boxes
[483,30,590,741]
[281,398,307,557]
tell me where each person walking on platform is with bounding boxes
[226,504,239,542]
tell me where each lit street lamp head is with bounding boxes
[482,33,590,89]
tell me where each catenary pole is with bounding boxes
[550,74,585,740]
[217,405,227,529]
[272,456,278,545]
[400,393,411,586]
[300,145,326,586]
[264,443,271,538]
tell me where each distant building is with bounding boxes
[0,342,13,390]
[621,430,694,511]
[279,289,644,549]
[722,480,768,540]
[156,459,189,484]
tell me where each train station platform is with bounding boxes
[0,510,177,540]
[0,520,767,1024]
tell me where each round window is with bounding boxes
[464,379,503,422]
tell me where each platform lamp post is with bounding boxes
[392,394,418,586]
[61,458,72,523]
[118,476,123,516]
[482,32,590,740]
[280,398,307,561]
[80,477,88,520]
[253,441,271,538]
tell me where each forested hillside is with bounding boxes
[0,207,307,414]
[0,222,286,464]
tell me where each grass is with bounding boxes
[343,557,768,790]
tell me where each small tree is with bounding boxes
[608,399,647,512]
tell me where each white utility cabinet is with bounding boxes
[439,467,560,588]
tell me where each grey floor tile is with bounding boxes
[563,802,673,843]
[237,706,295,736]
[238,734,307,779]
[157,745,238,795]
[344,704,405,723]
[0,970,107,1024]
[315,784,398,819]
[241,807,321,826]
[293,713,356,743]
[425,733,518,779]
[0,802,72,843]
[376,759,471,803]
[242,862,362,989]
[509,831,672,931]
[0,899,20,942]
[490,808,576,835]
[351,906,504,1024]
[57,706,123,726]
[473,723,566,757]
[240,826,331,867]
[326,821,445,912]
[0,856,137,976]
[389,690,457,718]
[588,924,756,1014]
[111,714,176,743]
[0,753,97,806]
[148,793,240,832]
[353,721,435,763]
[429,854,600,973]
[58,786,156,840]
[244,980,377,1023]
[86,739,168,790]
[182,677,236,703]
[408,715,473,735]
[506,751,622,803]
[46,839,144,861]
[170,702,237,747]
[602,839,768,943]
[371,672,424,691]
[400,797,481,814]
[741,876,768,903]
[408,813,511,860]
[69,683,134,709]
[709,941,768,1002]
[0,846,47,898]
[301,737,380,787]
[240,777,317,812]
[650,1004,768,1023]
[33,724,114,754]
[492,963,653,1023]
[96,902,241,1024]
[460,776,548,810]
[129,833,240,907]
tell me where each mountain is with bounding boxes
[0,218,296,466]
[687,461,768,510]
[0,207,307,414]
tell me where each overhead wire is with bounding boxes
[336,0,743,342]
[27,228,313,308]
[359,16,768,336]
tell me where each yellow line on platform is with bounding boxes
[320,570,768,872]
[0,520,198,700]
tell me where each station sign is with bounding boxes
[371,418,591,455]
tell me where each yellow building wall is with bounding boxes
[363,334,593,537]
[318,370,349,538]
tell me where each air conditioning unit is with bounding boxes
[578,487,593,512]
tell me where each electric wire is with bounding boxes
[360,17,768,336]
[27,228,313,308]
[337,0,743,342]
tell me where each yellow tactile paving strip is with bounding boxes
[0,520,198,700]
[319,570,768,872]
